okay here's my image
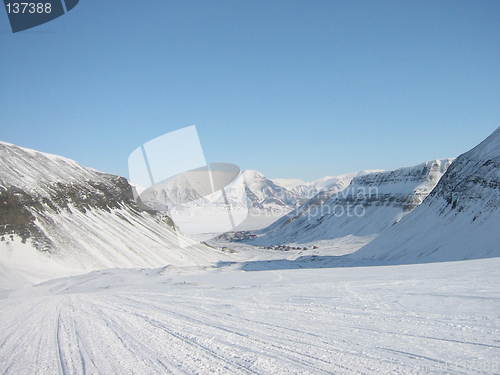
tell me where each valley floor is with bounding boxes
[1,258,499,374]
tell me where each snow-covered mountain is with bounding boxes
[241,170,303,213]
[352,128,500,263]
[276,172,382,203]
[137,169,301,235]
[141,169,305,215]
[0,141,223,286]
[141,169,363,222]
[139,173,208,212]
[271,177,306,190]
[238,159,453,247]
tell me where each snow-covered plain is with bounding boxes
[1,257,499,374]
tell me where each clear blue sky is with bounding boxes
[0,0,499,181]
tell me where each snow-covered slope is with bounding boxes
[240,160,453,247]
[271,177,306,190]
[0,142,223,284]
[280,173,362,203]
[352,128,500,263]
[232,171,363,231]
[241,170,303,213]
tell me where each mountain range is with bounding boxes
[1,128,499,287]
[137,168,364,233]
[228,128,500,264]
[231,159,453,249]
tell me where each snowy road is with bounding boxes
[1,259,499,374]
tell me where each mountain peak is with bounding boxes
[465,126,500,161]
[242,170,266,179]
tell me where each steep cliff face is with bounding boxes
[0,142,220,284]
[353,128,500,263]
[239,159,453,246]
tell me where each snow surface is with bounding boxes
[1,258,499,374]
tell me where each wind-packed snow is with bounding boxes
[1,258,499,374]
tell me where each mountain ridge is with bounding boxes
[228,158,453,248]
[351,127,500,263]
[0,141,223,285]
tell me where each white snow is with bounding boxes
[0,206,230,285]
[270,177,306,189]
[1,258,499,374]
[0,141,108,196]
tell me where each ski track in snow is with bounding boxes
[1,258,499,374]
